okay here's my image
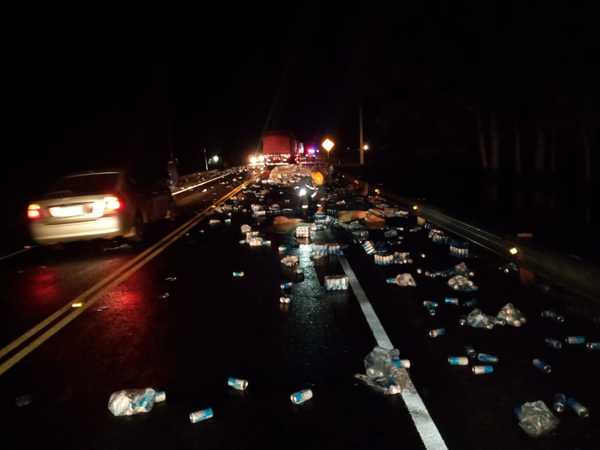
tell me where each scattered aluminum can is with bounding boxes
[472,365,494,375]
[565,336,586,345]
[227,377,249,391]
[566,397,589,418]
[544,338,563,350]
[290,389,313,405]
[324,275,349,291]
[532,358,552,374]
[553,393,567,413]
[429,328,446,338]
[477,353,499,363]
[189,408,214,423]
[392,358,411,369]
[448,356,469,366]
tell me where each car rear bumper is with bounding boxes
[30,216,127,245]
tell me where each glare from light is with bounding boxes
[412,205,419,211]
[249,155,257,164]
[299,188,307,197]
[321,138,335,152]
[258,154,265,162]
[212,155,219,163]
[509,247,519,256]
[363,144,370,151]
[374,188,381,195]
[71,302,83,308]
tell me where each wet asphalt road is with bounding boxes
[0,168,599,450]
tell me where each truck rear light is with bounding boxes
[27,204,41,219]
[103,196,123,214]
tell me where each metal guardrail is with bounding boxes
[342,173,600,304]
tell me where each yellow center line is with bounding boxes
[0,179,251,376]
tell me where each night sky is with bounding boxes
[4,2,599,193]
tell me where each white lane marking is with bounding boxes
[172,172,233,196]
[0,246,34,262]
[339,255,449,450]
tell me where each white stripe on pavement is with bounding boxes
[171,172,234,196]
[339,255,449,450]
[0,246,34,262]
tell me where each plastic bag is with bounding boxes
[516,401,559,437]
[108,388,166,416]
[395,273,417,287]
[466,308,496,329]
[355,346,409,395]
[448,275,478,292]
[497,303,527,327]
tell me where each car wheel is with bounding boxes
[128,211,145,243]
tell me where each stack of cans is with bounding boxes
[449,240,470,258]
[324,275,349,291]
[362,241,376,255]
[374,254,394,266]
[296,226,310,238]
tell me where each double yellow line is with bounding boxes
[0,180,251,376]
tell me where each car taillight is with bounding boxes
[27,204,41,220]
[103,196,123,214]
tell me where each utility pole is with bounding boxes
[359,105,365,166]
[204,148,208,171]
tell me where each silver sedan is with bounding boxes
[28,170,175,245]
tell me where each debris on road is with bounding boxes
[449,240,470,258]
[448,275,478,292]
[544,338,563,350]
[272,216,302,233]
[532,358,552,374]
[566,397,589,417]
[448,356,469,366]
[295,225,310,238]
[189,408,214,423]
[565,336,586,345]
[515,401,559,437]
[354,346,409,395]
[464,309,496,329]
[429,328,446,338]
[496,303,526,327]
[540,309,565,323]
[324,275,349,291]
[290,389,313,405]
[15,394,32,407]
[281,255,299,268]
[390,273,417,287]
[165,276,177,282]
[553,393,567,413]
[227,377,249,391]
[472,365,494,375]
[108,388,166,416]
[477,353,499,363]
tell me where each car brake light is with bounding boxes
[103,196,122,213]
[27,204,41,219]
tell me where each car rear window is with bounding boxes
[46,173,120,197]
